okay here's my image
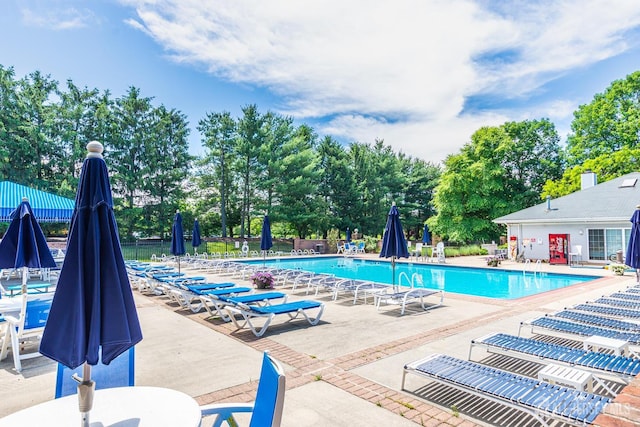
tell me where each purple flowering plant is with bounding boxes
[251,271,275,289]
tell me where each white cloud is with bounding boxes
[21,5,96,30]
[121,0,640,162]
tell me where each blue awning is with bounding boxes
[0,181,75,222]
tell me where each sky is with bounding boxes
[1,0,640,164]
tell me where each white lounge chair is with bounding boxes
[374,287,444,315]
[224,299,325,337]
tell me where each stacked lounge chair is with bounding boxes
[402,353,610,426]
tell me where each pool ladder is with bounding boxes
[398,272,424,288]
[523,259,542,275]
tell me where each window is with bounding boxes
[588,229,604,260]
[588,228,631,261]
[606,229,623,260]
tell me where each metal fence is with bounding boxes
[120,237,295,261]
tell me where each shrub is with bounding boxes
[251,271,275,289]
[609,264,627,276]
[486,256,501,267]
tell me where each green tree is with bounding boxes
[107,87,155,239]
[236,104,264,237]
[142,106,192,239]
[566,71,640,166]
[273,125,322,238]
[316,136,358,238]
[543,147,640,198]
[198,111,238,237]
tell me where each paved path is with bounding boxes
[0,255,635,426]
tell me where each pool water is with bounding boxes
[244,257,598,299]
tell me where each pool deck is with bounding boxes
[1,254,638,426]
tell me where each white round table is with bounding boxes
[0,386,201,426]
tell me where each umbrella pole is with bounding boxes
[77,362,95,427]
[21,266,28,295]
[392,257,397,292]
[177,256,181,273]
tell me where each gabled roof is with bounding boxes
[0,181,75,222]
[494,172,640,224]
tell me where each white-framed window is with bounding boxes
[588,228,631,261]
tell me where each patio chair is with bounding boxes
[55,347,135,398]
[469,332,638,390]
[224,299,325,337]
[401,353,610,426]
[0,294,52,372]
[429,242,445,263]
[200,351,285,427]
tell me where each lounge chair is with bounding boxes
[593,296,640,309]
[200,351,285,427]
[573,303,640,319]
[176,286,253,314]
[328,279,389,304]
[469,332,639,390]
[519,316,640,344]
[553,310,640,332]
[374,288,443,315]
[224,300,325,337]
[401,353,610,426]
[199,291,288,322]
[609,292,640,301]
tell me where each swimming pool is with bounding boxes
[243,257,599,299]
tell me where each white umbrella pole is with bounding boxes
[392,257,397,292]
[77,363,95,427]
[21,266,28,295]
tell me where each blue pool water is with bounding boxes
[244,257,598,299]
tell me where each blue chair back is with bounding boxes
[250,352,286,427]
[55,347,135,398]
[24,297,51,329]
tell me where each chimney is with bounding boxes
[581,170,597,190]
[546,195,551,210]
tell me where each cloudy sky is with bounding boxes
[2,0,640,163]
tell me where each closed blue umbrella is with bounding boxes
[626,206,640,282]
[171,211,185,272]
[260,215,273,252]
[40,141,142,426]
[0,197,57,294]
[379,202,409,289]
[192,218,202,254]
[422,223,431,245]
[346,227,351,243]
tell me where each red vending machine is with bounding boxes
[549,234,569,264]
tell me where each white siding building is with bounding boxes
[493,171,640,264]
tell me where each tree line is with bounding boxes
[1,63,639,244]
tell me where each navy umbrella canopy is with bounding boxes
[260,215,273,252]
[0,197,56,293]
[422,223,431,245]
[346,227,351,243]
[626,206,640,282]
[171,211,185,272]
[379,202,409,288]
[40,142,142,426]
[192,218,202,253]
